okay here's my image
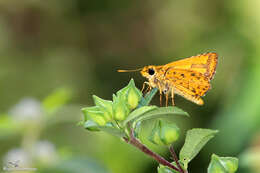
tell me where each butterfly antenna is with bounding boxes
[117,68,142,72]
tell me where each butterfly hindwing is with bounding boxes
[164,69,211,105]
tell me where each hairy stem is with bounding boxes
[123,125,180,172]
[169,145,186,173]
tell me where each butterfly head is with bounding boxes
[140,66,157,79]
[117,65,158,80]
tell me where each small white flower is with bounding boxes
[34,141,58,165]
[3,148,32,167]
[9,98,43,121]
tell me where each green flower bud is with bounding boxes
[160,121,180,145]
[102,111,112,122]
[126,86,142,110]
[92,95,113,121]
[149,120,180,146]
[208,154,239,173]
[116,85,129,101]
[220,157,239,173]
[82,106,107,126]
[116,79,142,110]
[112,95,130,121]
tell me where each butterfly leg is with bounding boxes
[144,85,152,93]
[145,85,152,94]
[158,83,163,107]
[165,93,169,107]
[141,82,151,94]
[160,94,162,106]
[171,87,175,106]
[141,82,149,92]
[141,82,146,92]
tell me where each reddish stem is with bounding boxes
[169,145,185,173]
[123,126,180,172]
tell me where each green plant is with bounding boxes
[79,79,239,173]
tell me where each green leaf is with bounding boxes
[42,87,72,115]
[99,125,126,137]
[157,164,179,173]
[208,154,239,173]
[133,121,141,138]
[135,106,189,123]
[84,121,125,137]
[84,120,101,131]
[0,114,20,137]
[180,128,218,167]
[122,106,157,126]
[138,88,158,107]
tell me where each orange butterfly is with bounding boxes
[118,52,218,106]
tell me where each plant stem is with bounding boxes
[138,88,158,107]
[169,145,186,173]
[123,125,180,172]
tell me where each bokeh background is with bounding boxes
[0,0,260,173]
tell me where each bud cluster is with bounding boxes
[82,79,142,128]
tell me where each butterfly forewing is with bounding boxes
[163,52,218,80]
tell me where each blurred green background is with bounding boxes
[0,0,260,173]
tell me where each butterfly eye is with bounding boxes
[148,68,155,75]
